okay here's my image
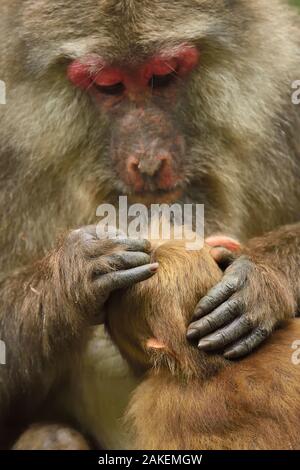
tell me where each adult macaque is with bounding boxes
[107,240,300,450]
[1,0,300,449]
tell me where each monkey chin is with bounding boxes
[127,189,184,206]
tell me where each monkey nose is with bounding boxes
[127,155,162,182]
[138,158,163,177]
[126,154,176,192]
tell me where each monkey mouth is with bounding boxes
[111,176,186,206]
[126,188,184,206]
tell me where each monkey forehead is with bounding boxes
[22,0,217,44]
[21,0,232,74]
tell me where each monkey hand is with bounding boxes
[54,225,158,324]
[187,255,296,359]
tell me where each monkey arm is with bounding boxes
[187,223,299,359]
[0,227,157,427]
[0,261,77,427]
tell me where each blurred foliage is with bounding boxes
[291,0,300,7]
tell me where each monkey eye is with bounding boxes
[94,82,125,96]
[148,71,177,89]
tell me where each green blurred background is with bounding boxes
[291,0,300,7]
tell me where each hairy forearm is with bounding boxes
[0,257,88,424]
[0,228,155,425]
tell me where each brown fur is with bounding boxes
[107,241,300,450]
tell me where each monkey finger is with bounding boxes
[223,326,270,359]
[68,225,98,244]
[78,225,126,240]
[196,316,253,351]
[192,276,240,321]
[84,237,152,259]
[69,226,127,255]
[114,238,152,253]
[92,237,151,253]
[98,263,159,293]
[187,298,242,340]
[95,251,151,273]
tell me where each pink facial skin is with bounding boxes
[67,45,200,94]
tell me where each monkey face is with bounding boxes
[15,0,266,215]
[66,46,199,200]
[106,241,222,372]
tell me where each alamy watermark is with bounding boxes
[0,80,6,105]
[96,196,204,250]
[0,340,6,365]
[292,80,300,105]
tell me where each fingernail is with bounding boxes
[187,328,198,340]
[198,339,211,350]
[223,351,232,359]
[192,309,202,320]
[224,348,238,359]
[150,263,159,272]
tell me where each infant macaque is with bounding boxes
[106,240,300,450]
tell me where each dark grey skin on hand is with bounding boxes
[187,255,292,360]
[66,226,159,323]
[80,228,267,357]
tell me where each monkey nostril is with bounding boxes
[126,154,177,192]
[127,156,141,177]
[126,157,144,192]
[138,158,163,177]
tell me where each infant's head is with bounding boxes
[106,240,223,374]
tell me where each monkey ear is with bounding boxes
[205,235,241,270]
[205,235,241,252]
